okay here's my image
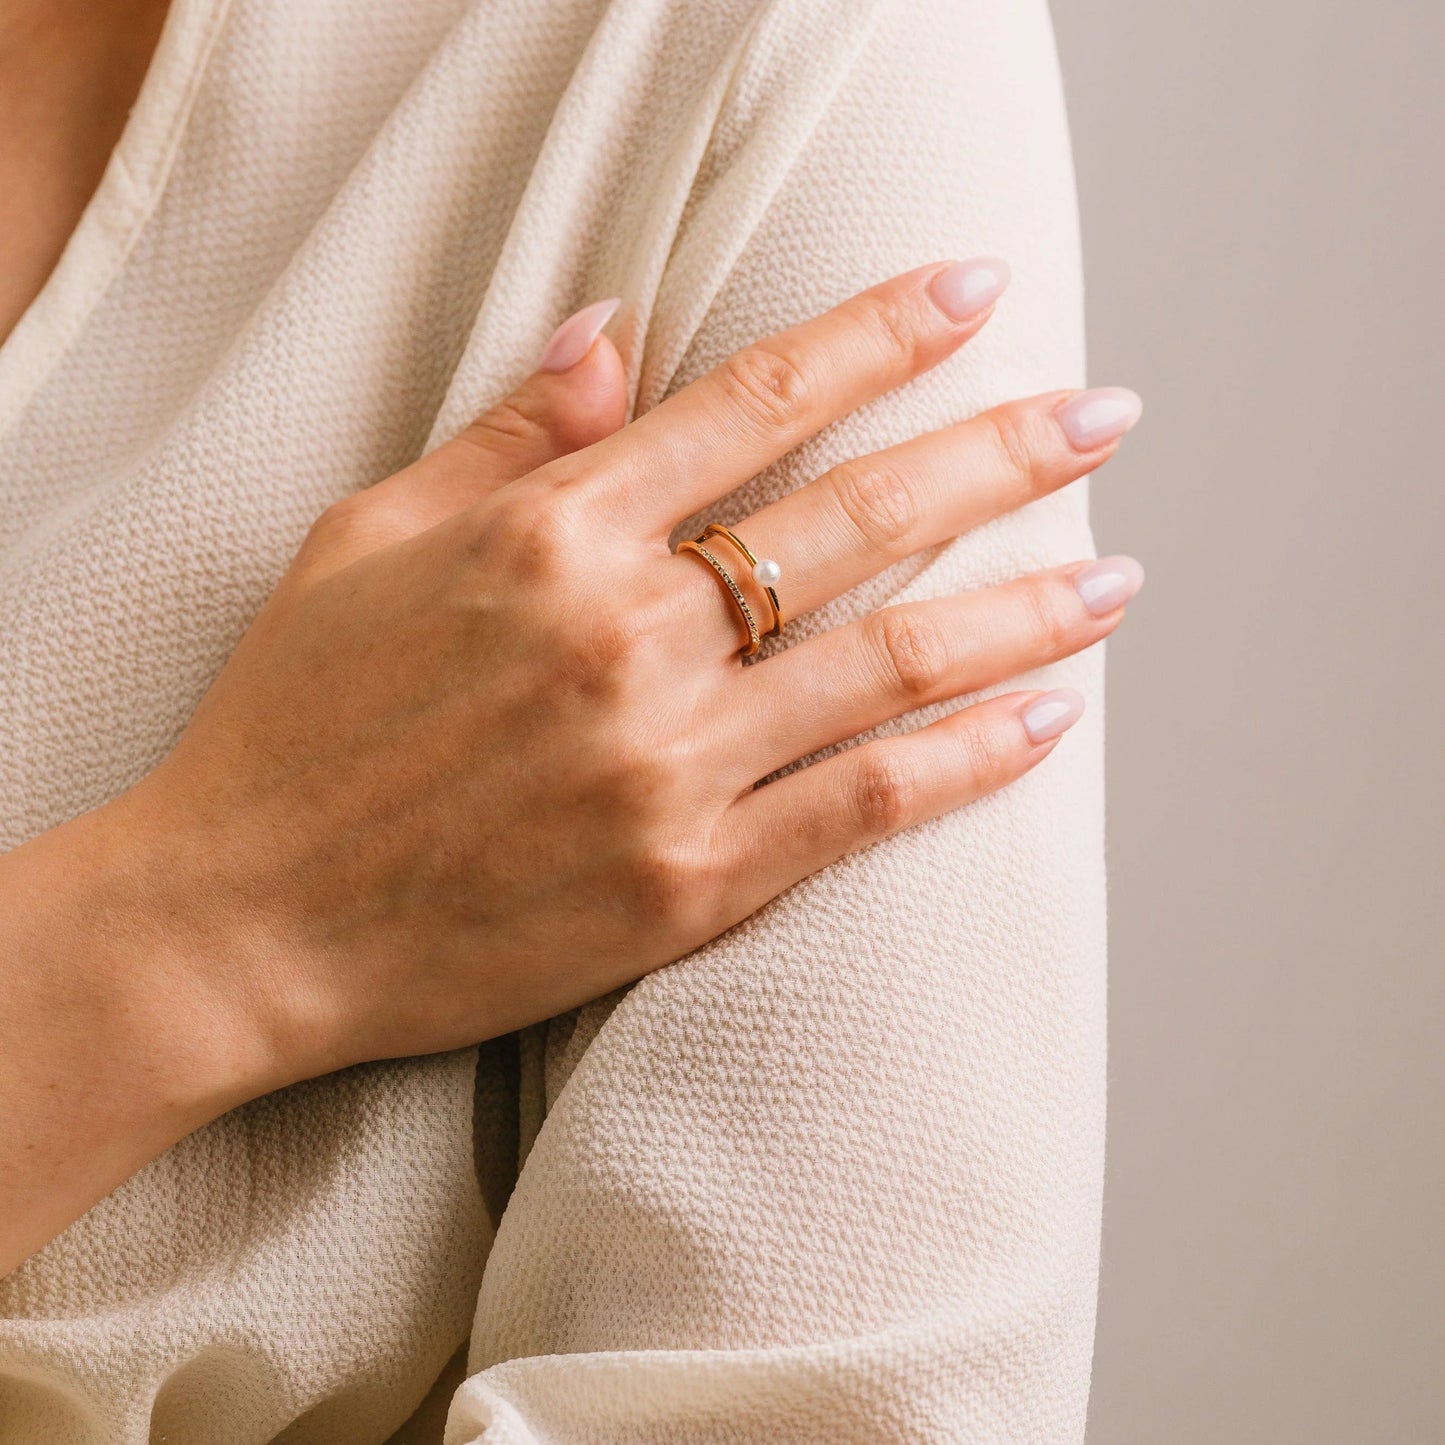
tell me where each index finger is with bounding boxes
[575,258,1010,537]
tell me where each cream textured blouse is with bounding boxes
[0,0,1105,1440]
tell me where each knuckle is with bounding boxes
[626,830,715,933]
[1019,576,1076,655]
[869,606,950,702]
[310,491,365,537]
[831,455,920,552]
[855,292,921,372]
[477,488,584,576]
[981,404,1040,495]
[568,571,681,681]
[718,344,811,432]
[557,578,687,690]
[850,748,918,838]
[302,491,389,554]
[956,716,1018,794]
[462,391,551,450]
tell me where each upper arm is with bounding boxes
[457,2,1104,1438]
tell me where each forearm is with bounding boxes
[0,784,282,1276]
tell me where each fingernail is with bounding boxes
[927,258,1011,323]
[1055,386,1143,450]
[1073,554,1146,615]
[1022,688,1086,743]
[537,296,622,372]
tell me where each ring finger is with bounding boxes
[676,384,1142,658]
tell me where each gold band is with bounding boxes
[696,523,785,638]
[677,538,762,655]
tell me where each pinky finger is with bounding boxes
[716,687,1085,911]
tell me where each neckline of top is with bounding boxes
[0,0,235,441]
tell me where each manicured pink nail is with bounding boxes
[1074,554,1145,615]
[927,258,1011,323]
[1055,387,1143,451]
[1022,688,1085,743]
[537,297,622,372]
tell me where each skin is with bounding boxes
[0,0,173,345]
[0,7,1142,1278]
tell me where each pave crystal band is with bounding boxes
[676,538,762,656]
[695,523,784,640]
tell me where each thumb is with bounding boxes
[406,295,629,520]
[295,298,628,579]
[448,296,630,472]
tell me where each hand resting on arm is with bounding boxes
[0,261,1142,1276]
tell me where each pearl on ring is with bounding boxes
[752,557,782,587]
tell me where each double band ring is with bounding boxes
[677,522,785,657]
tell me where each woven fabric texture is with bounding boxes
[0,0,1103,1439]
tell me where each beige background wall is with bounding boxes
[1046,2,1445,1440]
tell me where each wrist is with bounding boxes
[45,779,319,1120]
[116,760,374,1089]
[0,783,320,1272]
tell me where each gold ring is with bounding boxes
[676,538,762,655]
[696,523,785,639]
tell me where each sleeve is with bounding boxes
[447,0,1105,1438]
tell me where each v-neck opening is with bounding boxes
[0,0,234,440]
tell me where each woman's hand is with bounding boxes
[127,258,1142,1086]
[0,293,639,1276]
[0,260,1143,1273]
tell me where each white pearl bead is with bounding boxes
[752,557,781,587]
